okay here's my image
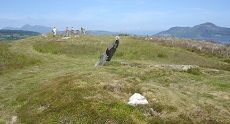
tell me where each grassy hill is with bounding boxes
[0,35,229,123]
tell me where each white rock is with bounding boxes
[10,116,17,124]
[128,93,149,106]
[41,34,47,37]
[61,37,70,40]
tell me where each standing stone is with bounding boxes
[95,36,120,66]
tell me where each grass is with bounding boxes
[0,42,41,75]
[16,75,144,123]
[0,35,229,123]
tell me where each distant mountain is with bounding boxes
[156,22,230,43]
[3,27,19,30]
[0,29,40,41]
[3,24,52,33]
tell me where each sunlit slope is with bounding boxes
[0,35,229,123]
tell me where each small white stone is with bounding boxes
[128,93,149,106]
[10,116,17,124]
[61,37,70,40]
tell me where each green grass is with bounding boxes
[0,42,41,75]
[33,36,230,71]
[16,75,144,123]
[0,35,229,123]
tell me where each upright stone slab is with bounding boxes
[106,39,119,61]
[95,52,108,66]
[95,36,120,66]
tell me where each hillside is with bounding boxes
[3,24,52,34]
[156,22,230,43]
[0,35,230,123]
[0,29,40,41]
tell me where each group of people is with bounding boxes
[52,27,86,37]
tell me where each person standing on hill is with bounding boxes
[52,27,57,37]
[81,27,86,34]
[65,27,69,37]
[70,27,75,36]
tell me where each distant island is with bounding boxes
[0,29,40,41]
[155,22,230,44]
[3,24,52,34]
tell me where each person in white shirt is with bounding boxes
[52,27,57,37]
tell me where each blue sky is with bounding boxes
[0,0,230,34]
